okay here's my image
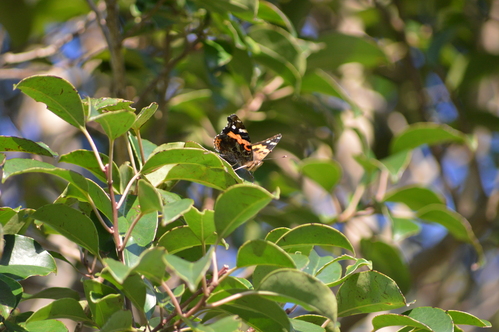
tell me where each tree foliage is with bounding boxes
[0,0,497,331]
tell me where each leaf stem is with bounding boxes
[81,128,106,172]
[116,172,142,210]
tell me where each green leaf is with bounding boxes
[0,136,58,157]
[157,225,217,254]
[214,184,275,239]
[83,279,122,327]
[162,198,194,226]
[2,159,89,196]
[0,274,23,311]
[211,292,292,332]
[132,247,168,285]
[301,69,361,115]
[93,110,137,141]
[291,318,325,332]
[337,271,406,317]
[390,123,469,154]
[372,313,432,331]
[300,159,342,192]
[32,204,100,257]
[447,310,491,327]
[360,239,411,294]
[308,32,387,70]
[403,307,453,332]
[258,269,337,323]
[383,185,445,210]
[275,223,354,254]
[257,1,296,36]
[0,277,18,320]
[236,239,296,268]
[15,75,85,128]
[137,179,162,214]
[26,298,92,323]
[417,204,484,264]
[204,39,233,68]
[0,235,56,280]
[141,147,241,190]
[132,102,158,130]
[59,150,120,191]
[100,310,134,332]
[24,320,68,332]
[88,97,135,118]
[118,195,158,247]
[0,207,34,235]
[197,315,242,332]
[23,287,79,301]
[164,250,213,292]
[184,207,216,244]
[248,25,304,87]
[88,292,123,328]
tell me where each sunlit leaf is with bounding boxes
[0,136,58,157]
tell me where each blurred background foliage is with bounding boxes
[1,0,499,330]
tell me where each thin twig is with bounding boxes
[116,172,142,209]
[162,281,184,318]
[120,212,144,251]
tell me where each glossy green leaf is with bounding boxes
[0,136,57,157]
[447,310,491,327]
[215,184,275,239]
[300,159,342,192]
[248,25,304,87]
[389,214,421,241]
[137,179,162,214]
[142,148,241,190]
[291,318,325,332]
[258,269,337,323]
[93,109,136,140]
[417,204,484,263]
[15,75,85,128]
[0,235,56,280]
[24,287,79,301]
[325,255,372,287]
[236,239,296,268]
[337,271,406,317]
[383,185,445,211]
[2,159,88,194]
[372,313,432,331]
[257,1,295,35]
[99,310,133,332]
[88,97,135,116]
[32,204,100,256]
[184,207,216,243]
[162,198,194,226]
[88,292,123,328]
[360,239,411,294]
[0,277,17,320]
[23,320,68,332]
[213,292,292,332]
[0,274,22,312]
[164,249,213,292]
[133,102,158,130]
[0,207,34,235]
[83,279,121,327]
[118,195,158,247]
[204,39,232,68]
[59,149,120,190]
[26,298,92,323]
[390,123,469,154]
[301,69,361,114]
[403,307,453,332]
[275,223,354,254]
[61,179,113,223]
[132,247,168,285]
[197,315,242,332]
[157,225,217,253]
[308,32,387,70]
[379,150,412,181]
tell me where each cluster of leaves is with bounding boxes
[0,76,492,331]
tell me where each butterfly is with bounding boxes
[213,114,282,172]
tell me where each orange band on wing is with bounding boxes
[227,132,252,151]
